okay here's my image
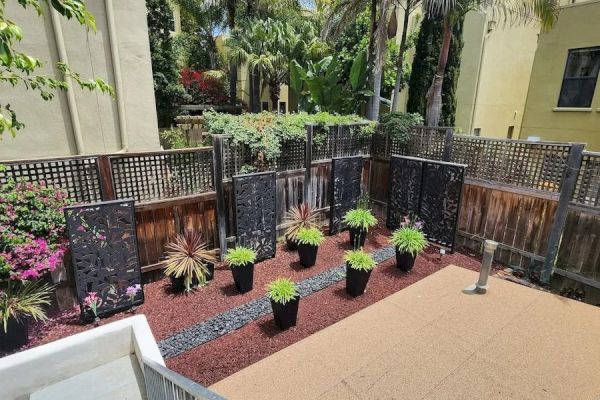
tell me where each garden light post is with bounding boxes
[463,240,498,294]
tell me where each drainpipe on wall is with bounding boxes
[468,19,495,134]
[105,0,129,152]
[50,8,85,155]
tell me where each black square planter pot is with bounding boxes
[395,249,416,272]
[206,262,215,282]
[346,263,372,297]
[170,262,215,292]
[298,244,319,267]
[0,317,28,352]
[286,235,298,251]
[270,297,299,330]
[231,262,254,293]
[349,227,367,249]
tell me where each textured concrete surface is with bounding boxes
[30,355,145,400]
[211,265,600,399]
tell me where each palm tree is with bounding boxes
[390,0,422,111]
[423,0,559,126]
[226,18,318,111]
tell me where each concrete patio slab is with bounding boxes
[210,265,600,399]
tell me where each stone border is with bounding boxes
[158,247,395,359]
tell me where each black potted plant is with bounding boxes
[345,249,376,297]
[165,231,218,293]
[283,203,319,251]
[266,277,300,330]
[0,281,53,352]
[342,208,378,249]
[296,227,325,268]
[390,226,427,272]
[225,246,257,293]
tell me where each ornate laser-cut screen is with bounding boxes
[387,155,465,250]
[330,156,363,234]
[65,200,143,320]
[233,171,277,260]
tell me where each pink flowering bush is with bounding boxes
[0,179,70,283]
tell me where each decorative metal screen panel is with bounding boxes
[387,156,423,229]
[419,161,465,249]
[330,156,363,234]
[110,149,214,203]
[0,156,102,202]
[233,171,277,260]
[386,156,465,250]
[65,200,143,320]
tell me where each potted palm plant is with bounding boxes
[225,246,257,293]
[283,203,319,251]
[390,227,427,272]
[0,281,52,352]
[345,249,376,297]
[342,208,378,249]
[296,227,325,268]
[165,231,218,293]
[266,278,300,330]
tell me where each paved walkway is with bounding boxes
[211,265,600,399]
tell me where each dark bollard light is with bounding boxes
[463,240,498,295]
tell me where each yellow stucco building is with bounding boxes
[520,0,600,150]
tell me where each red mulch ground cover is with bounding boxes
[24,226,391,349]
[165,246,492,386]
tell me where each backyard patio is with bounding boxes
[212,265,600,399]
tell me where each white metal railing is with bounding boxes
[143,357,226,400]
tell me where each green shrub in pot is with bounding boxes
[295,227,325,268]
[343,208,377,249]
[266,278,300,330]
[225,246,257,293]
[344,249,376,297]
[390,227,427,272]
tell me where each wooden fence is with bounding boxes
[2,125,599,293]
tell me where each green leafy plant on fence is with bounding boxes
[378,112,424,144]
[203,111,375,171]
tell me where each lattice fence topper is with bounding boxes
[387,155,465,251]
[330,156,363,234]
[233,171,277,260]
[65,200,143,320]
[0,156,102,203]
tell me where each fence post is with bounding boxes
[541,143,585,283]
[212,135,227,261]
[97,155,115,201]
[304,124,313,205]
[442,128,454,162]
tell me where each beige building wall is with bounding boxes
[520,0,600,150]
[455,11,539,137]
[1,1,159,161]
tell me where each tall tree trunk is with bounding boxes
[250,67,261,113]
[367,0,390,121]
[391,4,411,112]
[269,78,280,112]
[227,0,237,106]
[425,16,452,126]
[366,0,377,117]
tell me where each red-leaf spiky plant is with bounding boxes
[164,231,218,293]
[284,203,319,240]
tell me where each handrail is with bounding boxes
[142,357,226,400]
